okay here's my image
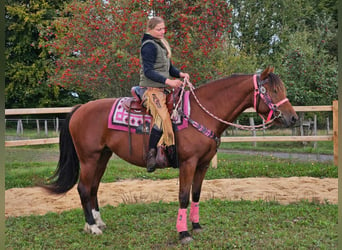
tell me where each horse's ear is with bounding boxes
[260,66,275,80]
[260,66,271,80]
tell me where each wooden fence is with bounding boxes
[212,101,337,166]
[5,101,338,166]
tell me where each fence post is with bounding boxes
[16,120,20,135]
[313,115,317,149]
[333,100,338,166]
[44,120,48,137]
[235,120,239,135]
[299,112,304,136]
[211,153,217,169]
[55,117,59,133]
[36,119,40,135]
[249,117,256,147]
[16,119,23,135]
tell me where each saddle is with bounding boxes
[122,86,182,169]
[122,86,181,115]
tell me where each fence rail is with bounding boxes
[5,138,59,147]
[220,135,332,143]
[5,101,338,166]
[5,107,72,115]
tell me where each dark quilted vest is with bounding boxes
[140,39,171,88]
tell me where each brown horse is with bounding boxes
[45,67,298,244]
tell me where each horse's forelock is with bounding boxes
[268,73,285,93]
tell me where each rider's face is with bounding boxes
[149,23,166,39]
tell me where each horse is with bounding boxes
[44,66,298,244]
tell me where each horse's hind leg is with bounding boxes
[78,177,101,234]
[90,149,112,230]
[78,149,112,235]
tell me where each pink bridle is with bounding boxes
[253,74,289,122]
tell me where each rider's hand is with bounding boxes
[180,72,190,81]
[165,79,183,88]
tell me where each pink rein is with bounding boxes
[178,75,288,131]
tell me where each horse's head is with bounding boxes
[254,67,298,127]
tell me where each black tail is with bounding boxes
[45,105,82,194]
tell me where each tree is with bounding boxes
[228,0,338,65]
[228,0,337,105]
[42,0,233,98]
[5,0,74,108]
[278,30,337,106]
[6,0,337,107]
[276,1,338,105]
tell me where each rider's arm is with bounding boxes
[169,62,181,78]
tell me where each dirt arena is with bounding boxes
[5,177,337,217]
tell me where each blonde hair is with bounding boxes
[147,17,172,58]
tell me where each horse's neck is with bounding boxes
[193,76,254,136]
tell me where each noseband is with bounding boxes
[253,74,289,122]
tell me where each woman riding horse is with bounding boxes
[139,16,190,172]
[44,66,298,244]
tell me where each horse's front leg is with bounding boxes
[190,164,209,233]
[177,161,197,244]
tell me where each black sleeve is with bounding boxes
[169,61,181,78]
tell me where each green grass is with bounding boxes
[5,147,337,190]
[5,128,60,139]
[5,144,337,248]
[6,200,337,249]
[220,140,333,155]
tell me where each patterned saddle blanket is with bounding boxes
[108,91,190,134]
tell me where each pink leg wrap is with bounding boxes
[176,208,188,232]
[190,202,200,223]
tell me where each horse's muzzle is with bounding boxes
[280,113,298,127]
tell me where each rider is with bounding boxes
[139,16,190,172]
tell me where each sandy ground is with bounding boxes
[5,177,337,217]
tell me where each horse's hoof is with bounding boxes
[180,236,193,244]
[97,222,107,230]
[192,223,203,234]
[147,167,156,173]
[84,223,103,235]
[179,231,193,244]
[92,210,107,230]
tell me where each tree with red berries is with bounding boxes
[6,0,337,107]
[42,0,233,98]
